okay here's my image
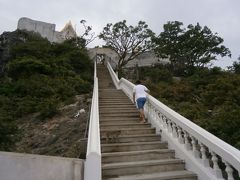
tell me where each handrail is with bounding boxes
[107,61,240,180]
[84,59,101,180]
[107,60,120,89]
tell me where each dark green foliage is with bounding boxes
[0,96,20,150]
[153,21,231,75]
[139,65,173,83]
[0,30,93,150]
[228,56,240,74]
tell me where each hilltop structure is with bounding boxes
[88,47,169,68]
[17,17,77,43]
[17,18,168,67]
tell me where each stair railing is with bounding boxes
[84,58,101,180]
[106,60,240,180]
[107,59,120,89]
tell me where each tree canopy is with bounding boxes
[153,21,231,75]
[99,20,155,73]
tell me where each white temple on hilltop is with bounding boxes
[17,17,77,43]
[60,21,77,40]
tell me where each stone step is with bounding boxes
[101,134,161,143]
[99,100,132,104]
[99,104,136,107]
[102,149,175,163]
[101,141,168,153]
[100,117,140,121]
[100,110,138,114]
[99,97,130,99]
[99,97,129,99]
[102,159,185,177]
[99,89,122,92]
[100,122,150,129]
[99,107,136,111]
[100,113,139,118]
[100,119,139,125]
[99,100,134,106]
[99,103,134,106]
[104,170,197,180]
[99,91,125,94]
[101,127,155,136]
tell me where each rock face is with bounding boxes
[12,94,90,158]
[17,17,77,43]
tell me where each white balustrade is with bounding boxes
[84,60,101,180]
[211,151,223,178]
[200,143,210,167]
[106,61,240,180]
[224,161,234,180]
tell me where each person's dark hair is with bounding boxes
[135,80,141,84]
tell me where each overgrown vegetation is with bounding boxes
[0,30,93,150]
[137,62,240,149]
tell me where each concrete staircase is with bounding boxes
[97,64,197,180]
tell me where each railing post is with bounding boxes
[211,151,223,178]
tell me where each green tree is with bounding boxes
[228,56,240,74]
[182,23,231,68]
[153,21,231,75]
[153,21,185,73]
[99,20,154,74]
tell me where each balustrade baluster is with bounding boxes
[156,110,161,123]
[157,111,162,124]
[153,108,157,122]
[184,131,191,150]
[145,101,149,120]
[211,152,222,178]
[167,119,172,133]
[224,161,234,180]
[177,126,184,144]
[191,136,200,158]
[199,143,210,167]
[172,123,178,138]
[150,104,154,122]
[161,115,166,129]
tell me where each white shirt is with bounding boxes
[133,84,148,101]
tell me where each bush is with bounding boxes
[0,30,94,149]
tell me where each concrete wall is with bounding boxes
[17,17,76,43]
[0,151,84,180]
[18,17,56,42]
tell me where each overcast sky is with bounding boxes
[0,0,239,68]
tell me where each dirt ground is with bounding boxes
[12,94,91,159]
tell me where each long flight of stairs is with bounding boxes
[97,64,197,180]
